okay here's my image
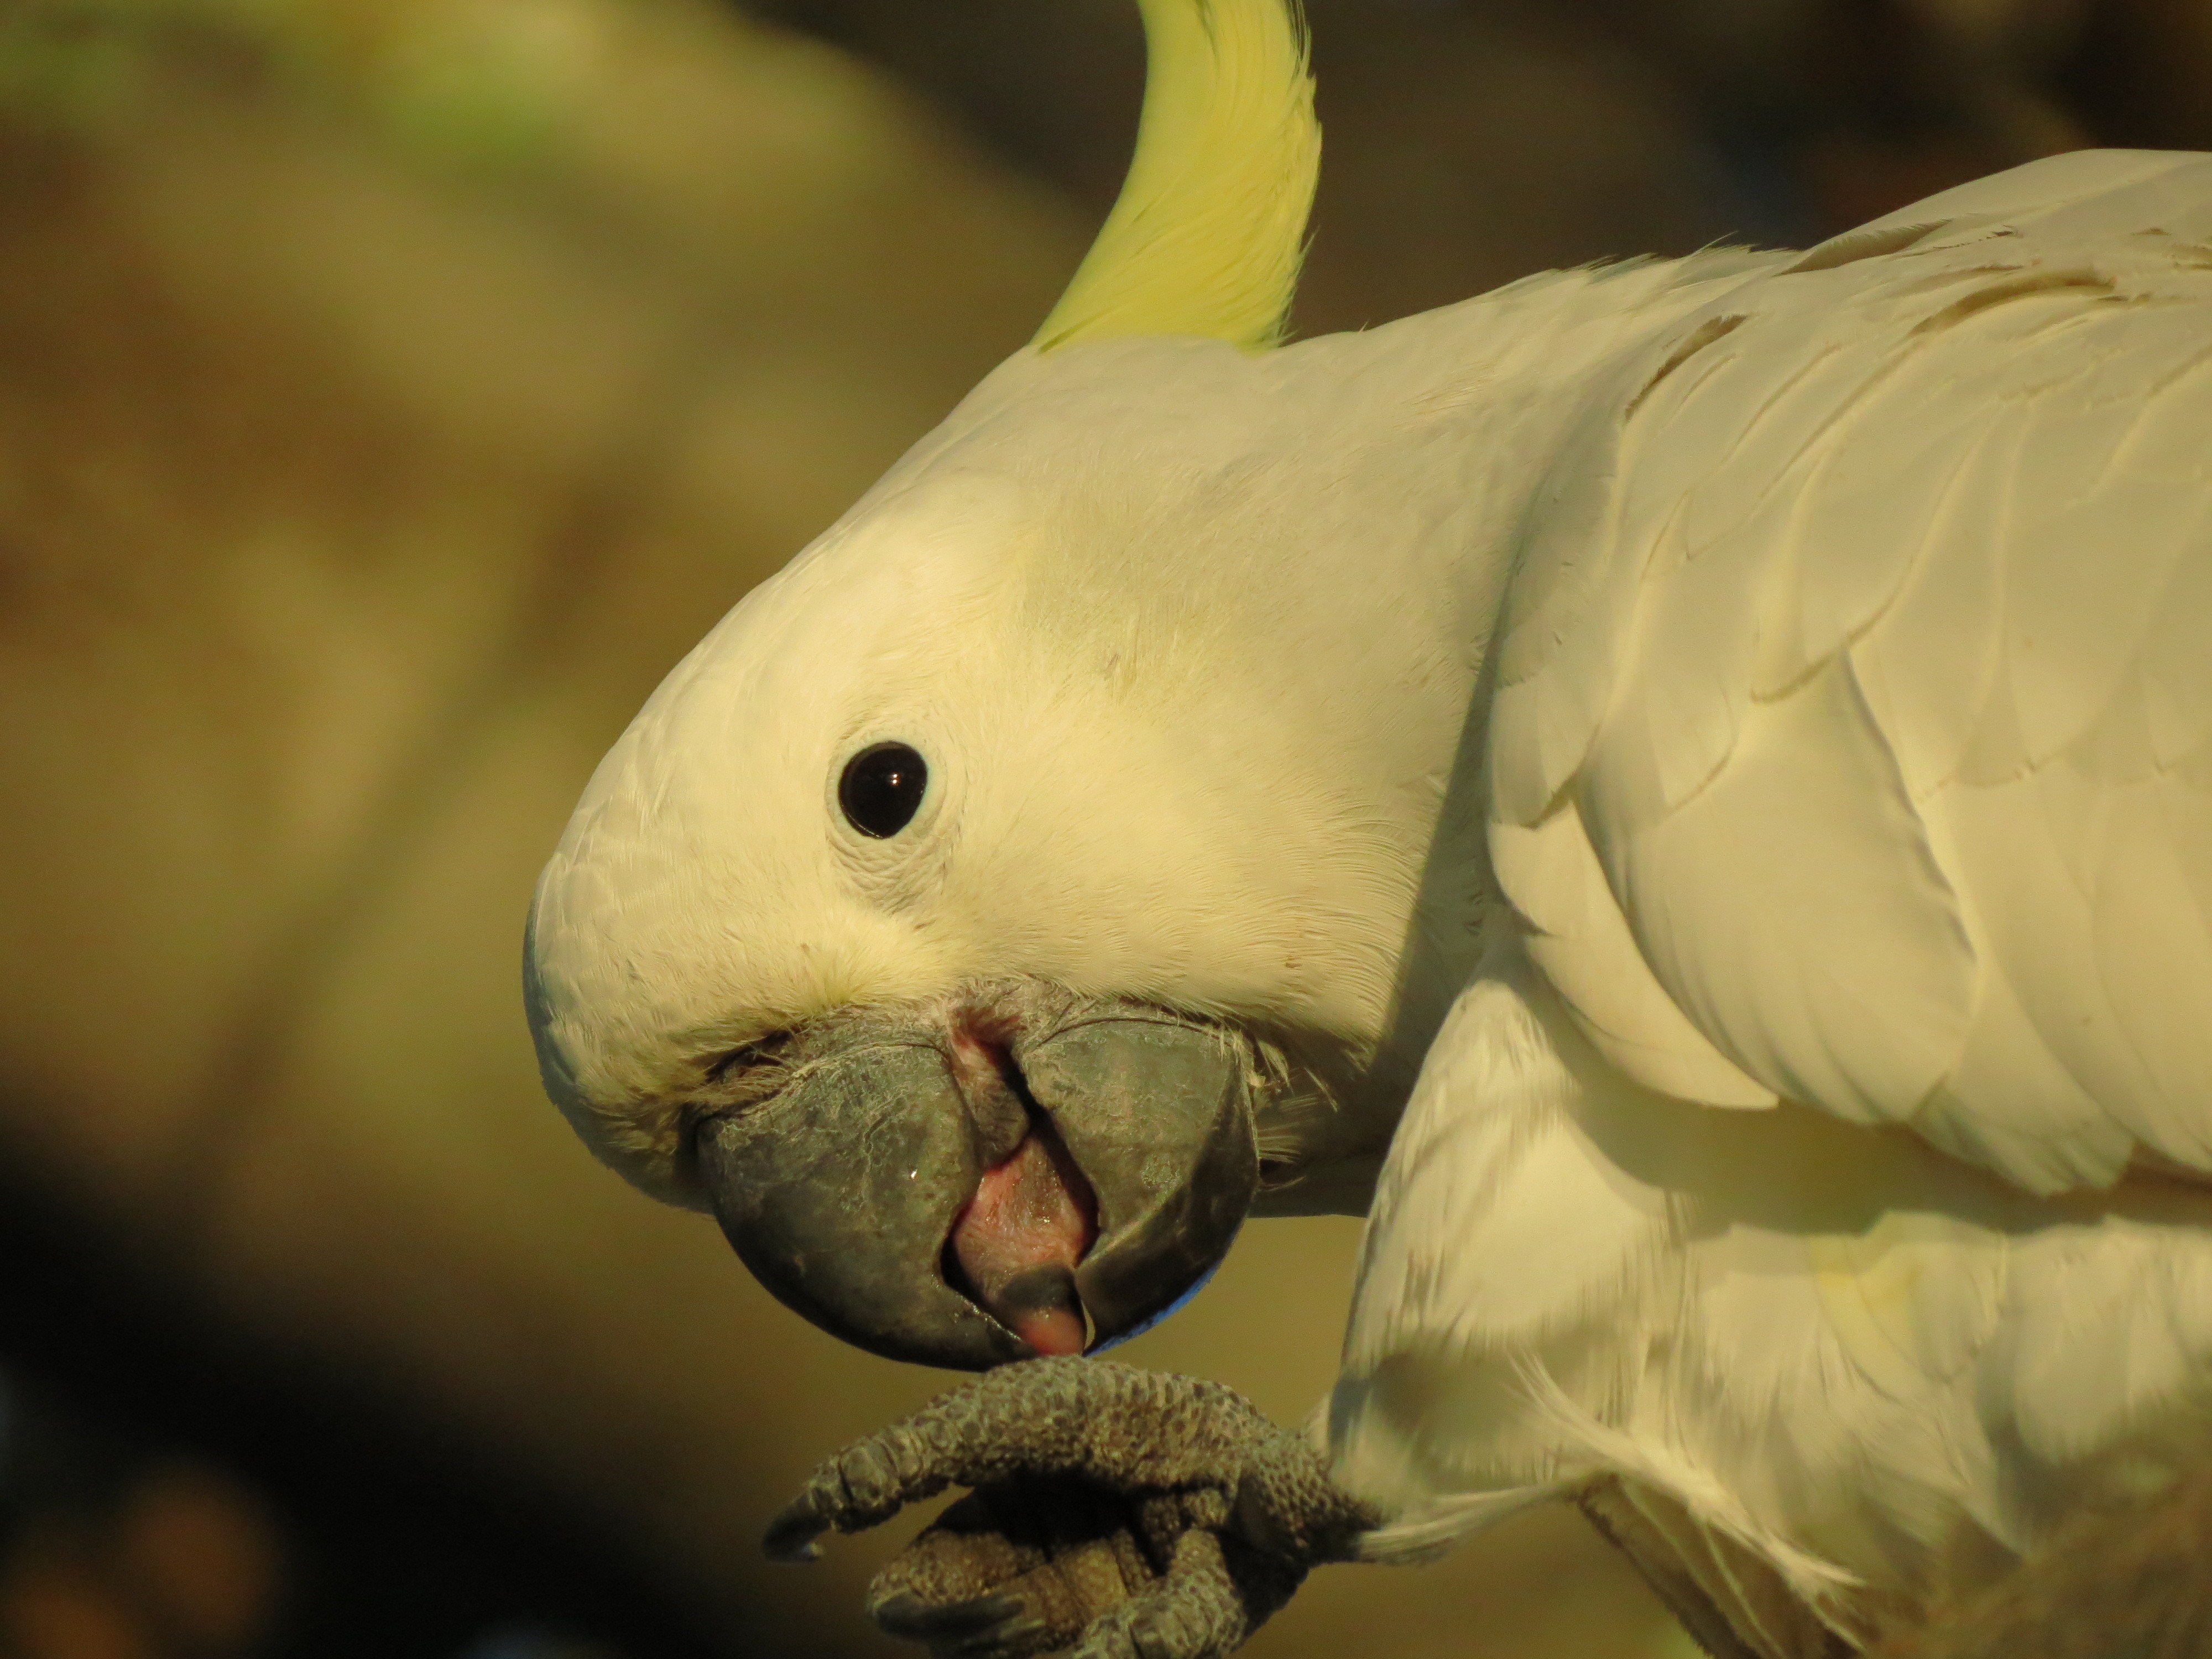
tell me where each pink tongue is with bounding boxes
[950,1135,1095,1356]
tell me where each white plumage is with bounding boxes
[526,6,2212,1650]
[1344,151,2212,1650]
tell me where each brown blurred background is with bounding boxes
[0,1,2207,1655]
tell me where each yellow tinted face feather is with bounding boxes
[1034,0,1319,354]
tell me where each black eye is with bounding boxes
[838,742,928,838]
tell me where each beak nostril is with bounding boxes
[706,1030,795,1088]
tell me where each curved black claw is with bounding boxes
[872,1592,1025,1639]
[766,1360,1382,1659]
[765,1433,924,1562]
[873,1591,1046,1659]
[763,1504,828,1564]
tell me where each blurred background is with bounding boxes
[0,1,2208,1655]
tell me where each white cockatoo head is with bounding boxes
[527,0,1485,1367]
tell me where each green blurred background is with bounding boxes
[0,1,2206,1654]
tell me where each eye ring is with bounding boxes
[838,742,929,839]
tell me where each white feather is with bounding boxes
[1489,149,2212,1193]
[1337,150,2212,1650]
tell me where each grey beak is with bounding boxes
[695,1002,1259,1370]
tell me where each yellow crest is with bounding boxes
[1034,0,1319,354]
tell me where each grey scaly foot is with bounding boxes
[764,1359,1381,1659]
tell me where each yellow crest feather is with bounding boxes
[1034,0,1318,353]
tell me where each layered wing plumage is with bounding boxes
[1489,150,2212,1195]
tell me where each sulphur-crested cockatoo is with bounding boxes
[525,2,2212,1653]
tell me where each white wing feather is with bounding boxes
[1490,150,2212,1194]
